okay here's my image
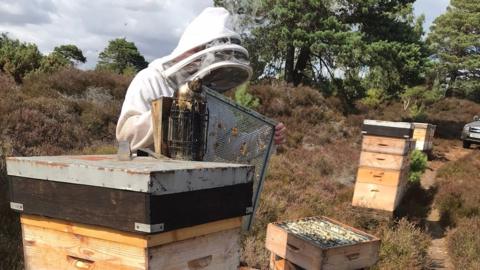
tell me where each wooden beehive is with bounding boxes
[352,120,414,212]
[412,122,436,151]
[265,217,380,270]
[7,155,254,234]
[20,214,242,270]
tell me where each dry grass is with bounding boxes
[0,69,130,270]
[2,76,469,270]
[435,151,480,226]
[447,217,480,270]
[358,97,480,139]
[373,219,431,270]
[425,98,480,139]
[241,82,431,269]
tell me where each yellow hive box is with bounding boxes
[20,215,242,270]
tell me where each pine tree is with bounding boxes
[428,0,480,101]
[96,38,148,74]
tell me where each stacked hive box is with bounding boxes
[412,122,436,152]
[352,120,415,212]
[7,155,255,270]
[265,217,380,270]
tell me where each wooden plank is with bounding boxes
[414,140,426,151]
[362,121,413,139]
[358,151,409,170]
[265,223,323,269]
[22,222,243,270]
[322,241,380,270]
[413,130,427,141]
[352,181,407,212]
[10,176,252,233]
[266,217,380,270]
[147,183,252,233]
[356,167,408,186]
[147,228,241,269]
[21,215,147,248]
[269,253,303,270]
[151,98,173,156]
[361,135,412,155]
[20,215,242,248]
[10,176,148,233]
[22,223,147,270]
[151,99,162,155]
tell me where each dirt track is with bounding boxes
[421,140,472,270]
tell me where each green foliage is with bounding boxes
[409,150,428,183]
[447,217,480,270]
[53,44,86,65]
[234,83,260,109]
[401,85,442,121]
[361,88,387,109]
[216,0,428,105]
[427,0,480,102]
[38,52,70,73]
[407,104,427,122]
[96,38,148,74]
[0,33,42,82]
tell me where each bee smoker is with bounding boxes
[166,79,209,161]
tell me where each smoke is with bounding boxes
[222,0,265,35]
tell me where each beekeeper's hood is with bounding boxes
[151,7,252,93]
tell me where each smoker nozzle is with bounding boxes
[187,78,203,92]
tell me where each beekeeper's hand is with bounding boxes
[274,122,286,145]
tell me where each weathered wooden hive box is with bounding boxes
[20,214,242,269]
[412,122,436,151]
[7,155,255,269]
[352,120,414,212]
[7,155,254,233]
[265,217,380,270]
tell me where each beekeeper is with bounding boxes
[116,7,286,151]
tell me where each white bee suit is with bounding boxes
[116,7,243,151]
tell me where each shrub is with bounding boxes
[0,33,42,83]
[447,217,480,270]
[425,98,480,139]
[435,151,480,226]
[0,68,130,268]
[409,150,428,183]
[401,86,442,121]
[408,103,427,122]
[235,83,260,109]
[361,88,387,109]
[373,219,431,270]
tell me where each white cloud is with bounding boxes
[0,0,213,69]
[413,0,450,32]
[0,0,451,69]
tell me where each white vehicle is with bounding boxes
[461,115,480,148]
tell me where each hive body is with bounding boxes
[265,217,380,270]
[352,120,414,212]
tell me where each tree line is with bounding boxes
[216,0,480,107]
[1,0,478,107]
[0,34,147,83]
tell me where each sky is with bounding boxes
[413,0,450,32]
[0,0,450,69]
